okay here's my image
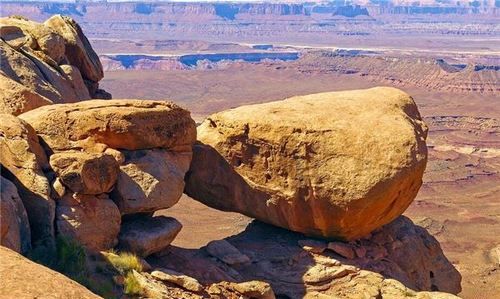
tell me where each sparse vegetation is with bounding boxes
[123,272,144,296]
[103,250,143,274]
[27,236,117,298]
[102,250,146,297]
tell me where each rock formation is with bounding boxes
[186,87,428,240]
[0,246,100,298]
[0,15,462,299]
[0,15,109,116]
[9,100,197,253]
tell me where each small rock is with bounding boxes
[206,240,250,265]
[151,268,203,292]
[327,242,356,259]
[231,280,275,299]
[118,215,182,257]
[131,270,169,299]
[298,239,327,254]
[303,265,356,283]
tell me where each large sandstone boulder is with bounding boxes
[0,246,100,299]
[185,87,428,240]
[44,15,104,83]
[49,151,119,195]
[0,177,31,254]
[19,100,197,152]
[112,149,191,214]
[0,114,55,248]
[56,193,121,251]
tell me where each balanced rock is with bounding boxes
[186,87,428,240]
[0,177,31,254]
[118,215,182,257]
[19,100,197,152]
[56,193,121,251]
[49,151,119,195]
[0,246,100,299]
[112,149,191,214]
[0,114,55,248]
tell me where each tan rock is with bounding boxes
[56,193,121,251]
[19,99,197,152]
[0,246,100,299]
[185,87,428,240]
[1,39,64,103]
[44,15,103,82]
[298,239,327,254]
[118,215,182,257]
[0,17,65,63]
[60,64,91,100]
[0,114,54,248]
[0,73,52,115]
[206,239,250,265]
[152,268,203,292]
[112,149,191,215]
[230,281,275,299]
[0,177,31,254]
[50,151,119,195]
[130,270,169,299]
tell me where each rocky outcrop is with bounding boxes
[0,246,100,299]
[0,113,55,249]
[0,177,31,254]
[151,216,461,298]
[0,15,109,116]
[185,87,428,240]
[12,99,196,254]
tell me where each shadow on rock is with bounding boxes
[149,216,461,298]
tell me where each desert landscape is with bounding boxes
[0,1,499,298]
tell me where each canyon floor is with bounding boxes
[101,56,500,299]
